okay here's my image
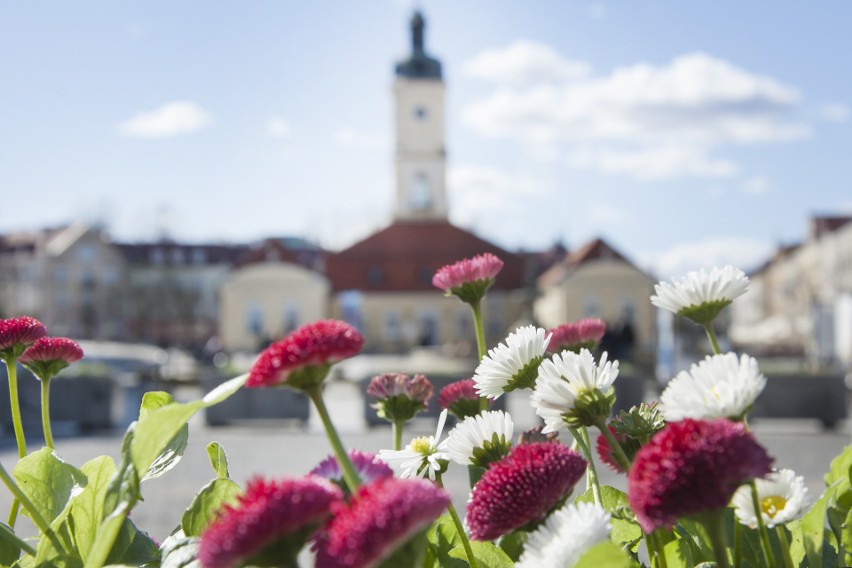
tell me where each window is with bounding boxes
[172,248,185,264]
[192,249,207,265]
[150,248,165,265]
[584,296,601,318]
[247,306,263,336]
[413,105,428,120]
[384,311,401,341]
[282,305,299,334]
[410,172,432,210]
[367,267,383,284]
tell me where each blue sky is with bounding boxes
[1,1,850,277]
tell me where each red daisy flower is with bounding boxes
[19,337,83,380]
[315,478,450,568]
[438,378,484,419]
[247,320,364,389]
[628,418,773,532]
[432,253,503,304]
[596,425,630,473]
[467,442,588,541]
[198,476,342,568]
[547,318,606,353]
[0,316,47,361]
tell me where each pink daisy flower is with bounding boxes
[0,316,47,361]
[367,373,433,422]
[314,478,450,568]
[628,418,773,532]
[432,253,504,304]
[467,442,588,541]
[247,320,364,390]
[310,450,393,489]
[198,476,342,568]
[438,378,485,419]
[19,337,84,381]
[547,318,606,353]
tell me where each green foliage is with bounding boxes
[424,514,465,568]
[180,478,242,537]
[575,485,643,553]
[574,541,635,568]
[610,401,666,443]
[448,541,514,568]
[205,442,230,479]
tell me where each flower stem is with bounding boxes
[436,474,479,568]
[776,525,795,568]
[4,359,28,460]
[0,459,66,555]
[703,323,722,355]
[0,521,35,556]
[470,300,489,412]
[304,385,361,493]
[733,518,742,568]
[700,511,730,568]
[652,530,669,568]
[40,378,54,450]
[594,417,632,472]
[392,418,404,451]
[749,481,777,567]
[569,427,602,505]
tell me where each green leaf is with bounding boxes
[790,488,830,568]
[138,391,176,419]
[13,448,87,527]
[574,541,635,568]
[425,514,465,568]
[0,522,29,565]
[68,456,117,561]
[205,442,230,479]
[497,531,526,562]
[181,478,242,537]
[575,486,643,552]
[160,531,201,568]
[105,519,158,566]
[449,541,513,568]
[660,538,694,568]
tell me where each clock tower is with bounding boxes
[393,11,448,221]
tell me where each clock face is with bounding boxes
[414,105,428,121]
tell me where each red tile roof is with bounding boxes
[537,237,638,288]
[326,221,525,292]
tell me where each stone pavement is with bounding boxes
[0,383,850,543]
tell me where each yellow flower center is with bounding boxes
[411,436,431,454]
[760,495,787,518]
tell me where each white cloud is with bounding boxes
[641,237,774,279]
[463,40,590,85]
[448,164,548,224]
[118,101,212,138]
[588,204,627,223]
[266,117,291,139]
[463,49,811,180]
[568,145,738,180]
[333,128,387,150]
[818,102,850,122]
[743,176,770,195]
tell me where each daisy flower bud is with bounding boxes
[432,253,504,305]
[438,378,486,419]
[651,266,749,325]
[19,337,84,381]
[517,502,612,568]
[732,468,808,528]
[314,478,450,568]
[310,450,393,492]
[442,410,513,468]
[661,353,766,422]
[247,320,363,390]
[547,318,606,354]
[473,325,550,399]
[367,373,433,422]
[198,476,342,568]
[628,418,773,532]
[467,442,587,541]
[531,349,619,431]
[0,316,47,362]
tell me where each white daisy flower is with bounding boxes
[441,410,514,468]
[517,502,612,568]
[661,353,766,421]
[377,409,450,480]
[732,469,809,528]
[651,266,749,324]
[532,349,619,432]
[473,325,551,399]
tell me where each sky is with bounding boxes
[1,1,851,278]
